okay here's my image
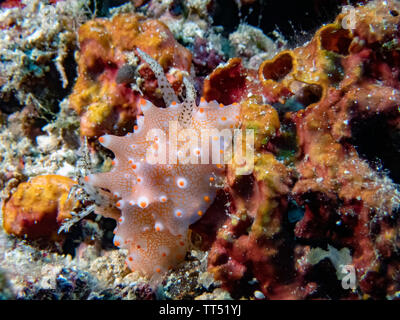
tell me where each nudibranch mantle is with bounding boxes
[85,49,240,276]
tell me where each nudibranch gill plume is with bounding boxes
[84,49,241,276]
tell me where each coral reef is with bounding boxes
[0,216,152,300]
[0,0,87,114]
[0,207,228,299]
[203,58,249,105]
[229,23,279,69]
[206,98,299,298]
[2,175,78,239]
[69,12,192,139]
[0,98,81,202]
[1,0,400,301]
[200,0,400,299]
[0,268,14,299]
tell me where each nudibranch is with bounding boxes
[85,49,241,276]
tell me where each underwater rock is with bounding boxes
[203,58,249,105]
[204,0,400,299]
[2,175,78,240]
[69,13,192,139]
[207,97,296,298]
[192,37,226,78]
[229,23,278,68]
[0,268,14,299]
[289,0,400,299]
[0,0,85,114]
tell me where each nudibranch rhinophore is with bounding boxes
[85,49,241,276]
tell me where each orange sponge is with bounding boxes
[2,175,77,240]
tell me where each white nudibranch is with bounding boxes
[82,47,241,276]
